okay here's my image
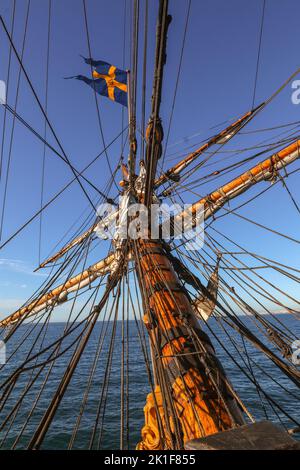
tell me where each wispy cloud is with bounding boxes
[0,258,46,277]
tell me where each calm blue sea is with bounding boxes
[0,315,299,449]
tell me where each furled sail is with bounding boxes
[0,254,114,328]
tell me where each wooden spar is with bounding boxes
[40,134,300,271]
[0,253,115,328]
[37,222,98,270]
[174,138,300,225]
[136,239,244,450]
[154,105,264,189]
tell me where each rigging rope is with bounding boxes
[38,0,52,265]
[0,0,16,186]
[0,1,31,241]
[0,127,126,252]
[161,0,191,170]
[82,0,119,191]
[0,14,97,212]
[121,0,127,154]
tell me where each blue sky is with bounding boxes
[0,0,300,320]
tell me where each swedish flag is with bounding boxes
[73,58,128,107]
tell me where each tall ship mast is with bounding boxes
[0,0,300,451]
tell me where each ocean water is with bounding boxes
[0,315,299,449]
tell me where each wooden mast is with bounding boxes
[2,137,299,330]
[134,137,300,449]
[154,105,264,190]
[175,138,300,224]
[1,1,300,452]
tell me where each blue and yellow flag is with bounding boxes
[73,58,128,107]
